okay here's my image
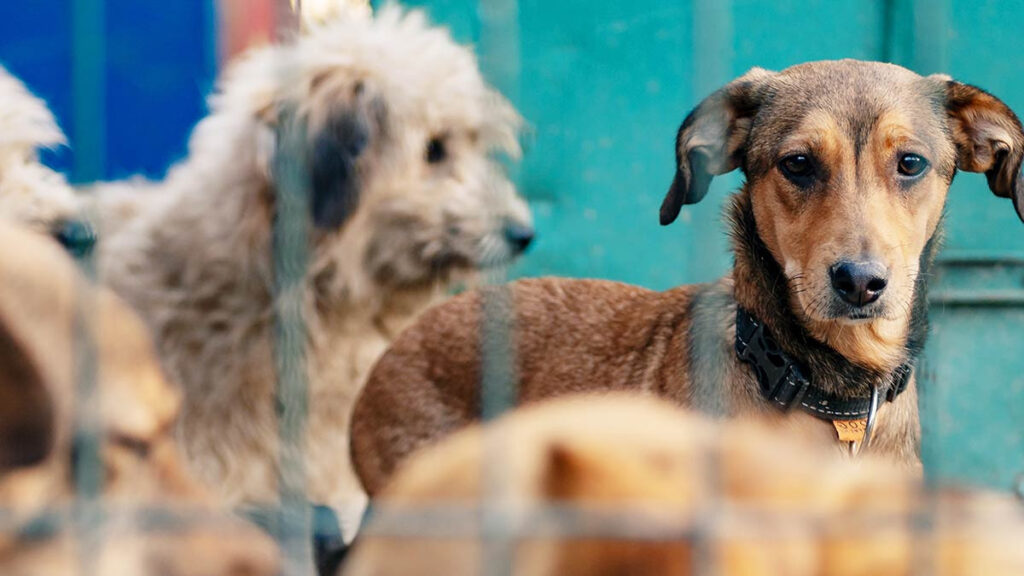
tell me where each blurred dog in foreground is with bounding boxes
[86,6,531,537]
[352,60,1024,492]
[0,221,278,575]
[345,394,1024,576]
[0,65,94,256]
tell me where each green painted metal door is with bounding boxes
[393,0,1024,492]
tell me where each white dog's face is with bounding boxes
[246,9,532,299]
[316,72,532,289]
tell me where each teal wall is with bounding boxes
[393,0,1024,493]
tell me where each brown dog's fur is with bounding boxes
[351,60,1024,494]
[344,394,1024,576]
[0,222,277,576]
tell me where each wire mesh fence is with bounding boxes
[0,1,1022,576]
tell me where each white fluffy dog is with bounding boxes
[90,7,532,537]
[0,66,93,255]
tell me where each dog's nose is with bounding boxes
[53,219,96,259]
[504,222,535,254]
[829,261,888,307]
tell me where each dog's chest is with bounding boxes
[305,302,426,421]
[684,283,920,464]
[310,326,389,400]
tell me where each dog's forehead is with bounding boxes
[751,60,949,156]
[778,59,924,90]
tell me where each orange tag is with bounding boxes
[833,419,868,443]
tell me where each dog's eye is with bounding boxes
[425,137,447,164]
[897,153,929,177]
[778,154,815,185]
[112,433,151,459]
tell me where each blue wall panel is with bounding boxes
[103,0,218,180]
[0,2,75,173]
[0,0,216,182]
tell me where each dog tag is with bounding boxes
[833,419,868,444]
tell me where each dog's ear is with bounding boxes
[661,67,776,225]
[0,319,54,473]
[543,441,620,500]
[307,108,371,230]
[266,86,383,231]
[542,440,683,502]
[943,80,1024,223]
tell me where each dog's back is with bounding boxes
[351,276,709,494]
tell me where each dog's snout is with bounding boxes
[504,222,535,254]
[829,261,888,307]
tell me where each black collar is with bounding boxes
[734,307,912,421]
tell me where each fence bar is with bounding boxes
[69,1,106,574]
[70,0,107,184]
[909,2,949,574]
[272,3,314,568]
[691,1,733,572]
[476,1,525,571]
[689,0,734,284]
[479,284,519,576]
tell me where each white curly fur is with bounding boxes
[90,6,531,537]
[0,66,79,235]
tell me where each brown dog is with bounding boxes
[344,394,1024,576]
[0,221,277,576]
[351,60,1024,494]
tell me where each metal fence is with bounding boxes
[1,1,1023,576]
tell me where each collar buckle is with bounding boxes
[735,308,811,411]
[887,363,913,402]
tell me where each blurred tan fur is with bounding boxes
[0,221,278,576]
[345,393,1024,576]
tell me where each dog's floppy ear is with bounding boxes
[0,318,54,473]
[267,85,382,231]
[944,80,1024,223]
[307,104,372,230]
[308,81,389,231]
[661,67,776,225]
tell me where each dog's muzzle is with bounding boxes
[53,219,97,259]
[503,221,535,254]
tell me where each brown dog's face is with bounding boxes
[746,64,955,344]
[662,60,1024,367]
